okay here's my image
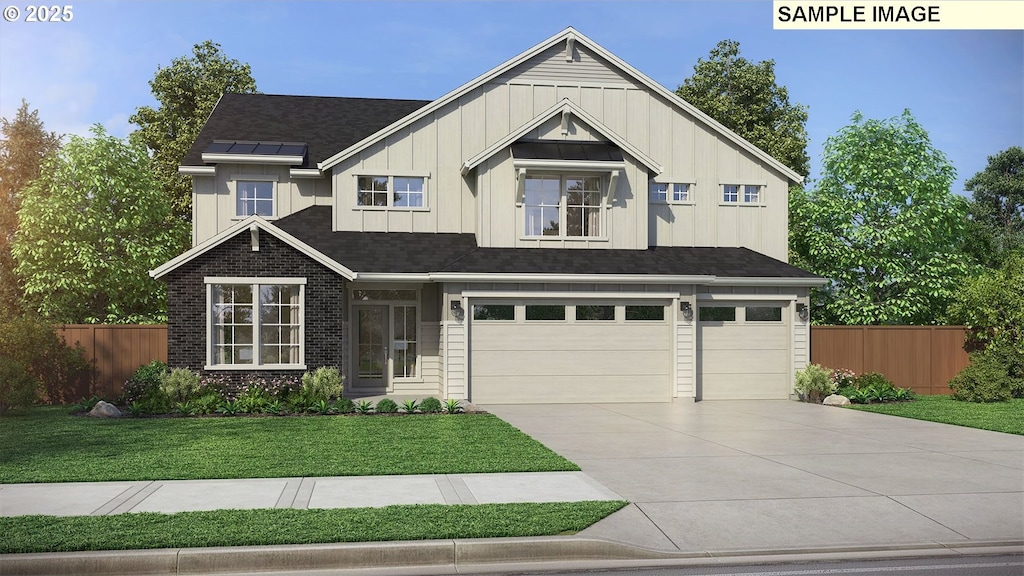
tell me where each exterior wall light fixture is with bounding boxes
[680,301,693,321]
[451,300,465,321]
[796,303,809,322]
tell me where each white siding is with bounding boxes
[675,322,695,398]
[444,321,467,400]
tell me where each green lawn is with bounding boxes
[847,395,1024,435]
[0,501,628,554]
[0,407,578,483]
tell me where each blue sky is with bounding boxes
[0,1,1021,193]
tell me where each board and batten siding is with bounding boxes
[329,40,793,259]
[191,164,332,246]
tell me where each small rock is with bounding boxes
[822,394,851,407]
[88,401,122,418]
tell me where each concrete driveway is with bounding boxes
[483,400,1024,555]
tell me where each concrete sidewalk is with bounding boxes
[0,471,621,516]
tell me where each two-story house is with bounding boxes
[151,28,825,404]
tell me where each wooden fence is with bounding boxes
[55,324,969,400]
[810,326,970,395]
[57,324,168,400]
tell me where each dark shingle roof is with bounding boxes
[182,94,431,168]
[276,207,820,279]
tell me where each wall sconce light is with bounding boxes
[680,301,693,322]
[796,303,809,322]
[451,300,465,321]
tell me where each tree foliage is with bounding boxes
[12,125,186,323]
[0,100,61,317]
[676,39,809,176]
[130,40,257,228]
[961,146,1024,268]
[791,110,974,325]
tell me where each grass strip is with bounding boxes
[0,408,578,483]
[0,501,627,554]
[847,395,1024,435]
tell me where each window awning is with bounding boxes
[201,141,308,165]
[511,141,623,163]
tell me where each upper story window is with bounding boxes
[650,182,691,204]
[356,175,426,209]
[236,180,275,217]
[722,184,763,205]
[524,175,601,238]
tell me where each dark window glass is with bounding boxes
[576,305,615,321]
[473,305,514,321]
[625,305,664,321]
[526,305,565,321]
[699,307,736,322]
[746,307,782,322]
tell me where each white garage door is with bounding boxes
[697,302,791,400]
[469,301,672,404]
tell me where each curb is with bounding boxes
[2,537,1022,576]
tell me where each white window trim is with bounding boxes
[719,182,767,207]
[521,173,607,241]
[347,285,423,383]
[649,180,696,205]
[352,173,430,211]
[230,175,279,220]
[204,277,307,371]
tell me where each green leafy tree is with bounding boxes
[0,100,61,317]
[676,39,809,176]
[792,110,974,325]
[961,146,1024,268]
[130,40,257,230]
[947,251,1024,400]
[12,125,186,323]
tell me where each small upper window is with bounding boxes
[722,185,739,203]
[357,176,426,209]
[744,185,761,203]
[650,182,691,204]
[625,305,664,321]
[237,181,274,217]
[746,306,782,322]
[576,305,615,321]
[473,305,515,321]
[699,307,736,322]
[526,305,566,321]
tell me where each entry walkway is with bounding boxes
[0,471,621,516]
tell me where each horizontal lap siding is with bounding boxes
[676,323,694,398]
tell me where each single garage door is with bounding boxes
[697,302,791,400]
[469,301,672,404]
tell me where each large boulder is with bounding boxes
[822,394,851,407]
[88,400,122,418]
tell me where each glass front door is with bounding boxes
[354,305,389,388]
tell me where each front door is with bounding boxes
[353,305,389,389]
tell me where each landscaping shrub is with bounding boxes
[375,398,399,414]
[421,397,442,413]
[836,371,913,404]
[121,361,168,405]
[949,352,1012,402]
[794,364,834,403]
[160,368,201,404]
[0,357,39,415]
[0,315,95,404]
[300,367,343,403]
[334,397,355,414]
[829,368,856,390]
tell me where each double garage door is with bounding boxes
[697,302,792,400]
[468,301,672,404]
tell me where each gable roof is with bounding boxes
[149,214,356,280]
[318,27,803,184]
[181,94,430,169]
[270,207,822,284]
[461,98,662,175]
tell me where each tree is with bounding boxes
[961,146,1024,268]
[0,100,61,317]
[792,110,974,325]
[676,39,809,176]
[12,125,186,323]
[130,40,257,229]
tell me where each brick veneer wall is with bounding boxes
[163,229,345,383]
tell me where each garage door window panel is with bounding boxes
[746,306,783,322]
[473,304,515,321]
[625,305,665,321]
[576,305,615,321]
[699,307,736,322]
[526,305,566,321]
